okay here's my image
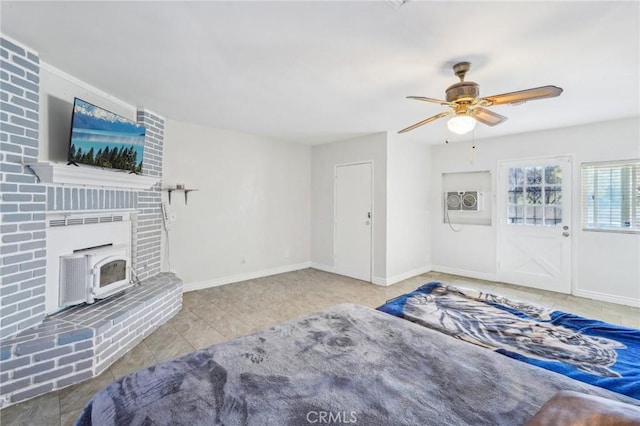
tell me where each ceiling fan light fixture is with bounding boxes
[447,114,476,135]
[398,62,562,135]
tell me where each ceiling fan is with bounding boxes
[398,62,563,135]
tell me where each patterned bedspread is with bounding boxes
[76,304,636,425]
[378,282,640,400]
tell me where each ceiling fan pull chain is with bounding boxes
[469,131,476,165]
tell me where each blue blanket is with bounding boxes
[378,282,640,400]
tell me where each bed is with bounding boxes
[377,282,640,400]
[76,303,638,425]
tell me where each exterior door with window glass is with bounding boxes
[498,157,572,293]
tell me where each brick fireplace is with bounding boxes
[0,35,182,407]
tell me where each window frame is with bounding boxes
[581,159,640,234]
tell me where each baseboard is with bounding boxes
[430,265,498,282]
[309,262,335,274]
[216,262,488,289]
[371,276,387,286]
[428,268,640,307]
[373,265,432,286]
[311,264,432,287]
[573,288,640,308]
[183,262,312,293]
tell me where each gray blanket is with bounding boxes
[76,304,634,425]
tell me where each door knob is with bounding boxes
[562,231,570,237]
[563,225,569,230]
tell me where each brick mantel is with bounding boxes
[0,34,179,408]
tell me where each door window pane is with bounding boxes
[507,164,563,227]
[525,206,543,225]
[545,186,562,204]
[508,206,524,224]
[509,167,524,186]
[526,186,542,205]
[508,187,524,205]
[545,207,563,226]
[545,166,562,185]
[526,167,543,185]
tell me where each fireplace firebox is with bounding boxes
[59,244,132,307]
[45,211,136,313]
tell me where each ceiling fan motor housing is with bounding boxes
[446,81,480,103]
[399,60,562,134]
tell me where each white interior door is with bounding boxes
[498,156,572,293]
[335,162,372,282]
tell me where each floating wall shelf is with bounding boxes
[163,187,199,204]
[26,162,159,190]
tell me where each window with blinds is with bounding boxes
[581,160,640,232]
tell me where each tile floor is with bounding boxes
[1,268,638,425]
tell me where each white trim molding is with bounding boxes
[430,265,498,282]
[183,262,312,293]
[41,61,138,114]
[309,262,335,274]
[371,276,388,286]
[372,265,432,286]
[26,162,159,190]
[573,289,640,308]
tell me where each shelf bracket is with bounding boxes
[164,188,198,205]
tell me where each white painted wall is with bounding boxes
[36,61,640,304]
[430,117,640,305]
[162,120,311,288]
[386,134,431,283]
[310,133,387,281]
[39,63,138,162]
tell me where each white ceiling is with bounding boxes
[2,1,639,145]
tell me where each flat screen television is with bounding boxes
[68,98,145,173]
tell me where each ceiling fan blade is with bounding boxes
[398,111,450,134]
[407,96,450,106]
[470,107,508,126]
[479,85,563,106]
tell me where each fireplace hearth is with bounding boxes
[0,273,182,408]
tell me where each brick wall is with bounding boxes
[46,187,138,211]
[0,37,47,340]
[1,35,167,340]
[0,34,177,407]
[133,111,164,281]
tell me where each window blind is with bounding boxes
[581,160,640,232]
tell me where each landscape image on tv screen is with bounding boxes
[68,98,145,173]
